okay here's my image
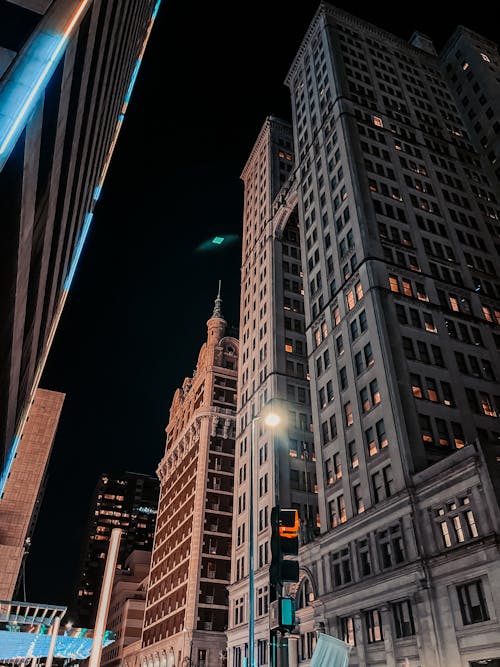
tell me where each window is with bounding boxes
[365,609,383,643]
[257,586,269,617]
[340,616,356,646]
[378,524,405,568]
[392,600,415,638]
[332,548,352,586]
[344,402,354,426]
[257,640,267,667]
[358,538,371,576]
[234,597,245,625]
[435,496,479,548]
[353,484,364,514]
[457,580,489,625]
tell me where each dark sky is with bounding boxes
[29,1,497,606]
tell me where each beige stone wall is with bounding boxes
[0,388,64,599]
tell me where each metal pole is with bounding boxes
[248,416,257,667]
[45,614,61,667]
[88,527,122,667]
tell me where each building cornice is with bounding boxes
[285,1,442,88]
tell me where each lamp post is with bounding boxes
[248,410,281,667]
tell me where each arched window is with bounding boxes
[296,576,314,609]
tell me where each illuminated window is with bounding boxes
[480,392,497,417]
[426,377,439,402]
[440,520,451,547]
[481,53,491,62]
[424,312,437,333]
[411,374,423,398]
[333,306,341,325]
[354,484,364,514]
[389,275,399,292]
[340,616,356,646]
[365,609,383,643]
[402,280,413,297]
[449,295,460,312]
[462,61,469,70]
[344,401,354,426]
[355,281,363,300]
[370,379,380,405]
[373,116,384,128]
[346,290,355,310]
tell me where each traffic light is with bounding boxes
[269,596,296,633]
[270,506,300,588]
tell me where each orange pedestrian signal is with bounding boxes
[278,509,300,539]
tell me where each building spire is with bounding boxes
[212,280,223,319]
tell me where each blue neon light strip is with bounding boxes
[63,212,93,291]
[152,0,162,20]
[0,1,91,164]
[124,60,142,104]
[0,436,20,499]
[0,0,163,499]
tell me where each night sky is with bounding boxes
[28,1,496,607]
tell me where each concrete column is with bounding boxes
[380,605,396,667]
[287,635,299,667]
[354,613,367,667]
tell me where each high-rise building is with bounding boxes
[228,4,500,666]
[128,291,238,667]
[0,388,64,599]
[0,0,162,495]
[227,116,319,667]
[74,471,159,628]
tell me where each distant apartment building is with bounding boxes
[74,471,159,628]
[228,4,500,667]
[0,388,64,599]
[102,550,151,667]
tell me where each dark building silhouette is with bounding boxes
[74,471,159,627]
[0,0,161,490]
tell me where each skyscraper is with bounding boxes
[130,291,238,667]
[227,117,318,667]
[228,4,500,666]
[74,471,159,628]
[0,0,162,496]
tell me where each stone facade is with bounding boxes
[124,294,239,667]
[229,3,500,666]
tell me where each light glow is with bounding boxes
[264,413,281,427]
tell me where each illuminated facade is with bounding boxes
[126,292,238,667]
[229,5,500,667]
[74,471,159,628]
[0,388,64,600]
[0,0,162,497]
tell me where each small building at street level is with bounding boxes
[123,288,238,667]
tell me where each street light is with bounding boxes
[248,410,281,667]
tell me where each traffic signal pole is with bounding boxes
[269,507,300,667]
